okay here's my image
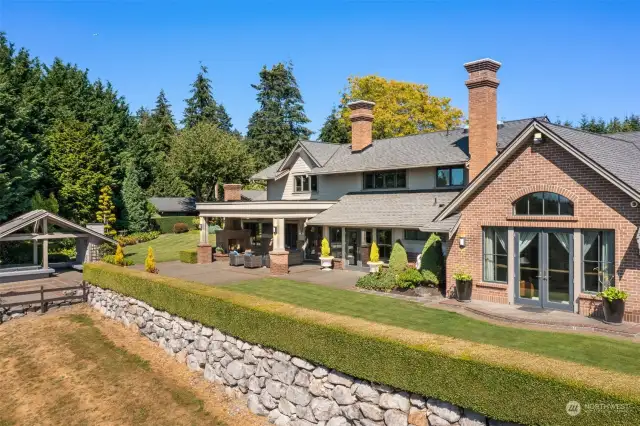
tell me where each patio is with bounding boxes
[130,260,365,290]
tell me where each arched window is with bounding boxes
[513,192,573,216]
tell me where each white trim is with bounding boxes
[197,200,335,219]
[435,121,640,222]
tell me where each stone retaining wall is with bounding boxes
[87,284,520,426]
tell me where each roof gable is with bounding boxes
[436,121,640,221]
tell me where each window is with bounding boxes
[513,192,573,216]
[294,175,318,193]
[376,229,392,261]
[483,227,508,283]
[363,170,407,190]
[583,230,615,293]
[244,222,262,248]
[436,167,465,187]
[329,227,342,258]
[404,230,430,241]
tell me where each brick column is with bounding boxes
[197,244,212,264]
[269,251,289,275]
[361,244,370,265]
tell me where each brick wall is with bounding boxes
[223,184,242,202]
[446,133,640,322]
[348,101,375,152]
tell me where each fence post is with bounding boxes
[82,281,87,303]
[40,285,45,313]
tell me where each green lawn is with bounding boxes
[124,231,216,265]
[223,278,640,375]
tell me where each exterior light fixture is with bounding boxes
[459,237,466,248]
[274,226,278,235]
[533,132,543,144]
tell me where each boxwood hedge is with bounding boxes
[152,216,196,234]
[179,249,197,264]
[83,263,640,426]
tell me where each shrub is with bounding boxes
[172,222,189,234]
[396,268,424,289]
[388,241,408,274]
[145,247,158,273]
[98,243,116,257]
[453,271,472,281]
[48,253,71,263]
[152,216,197,233]
[102,254,134,266]
[356,270,396,292]
[83,263,640,426]
[598,287,629,301]
[419,233,443,286]
[180,249,198,264]
[116,231,160,247]
[114,244,125,266]
[321,238,331,257]
[215,246,224,253]
[369,242,380,263]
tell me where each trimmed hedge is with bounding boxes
[152,216,197,234]
[83,264,640,426]
[179,249,197,264]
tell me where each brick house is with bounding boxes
[196,58,640,323]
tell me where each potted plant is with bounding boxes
[367,242,384,273]
[453,271,473,302]
[598,286,628,325]
[319,238,334,271]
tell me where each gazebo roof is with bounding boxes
[0,210,117,244]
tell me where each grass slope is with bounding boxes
[124,231,216,265]
[223,278,640,376]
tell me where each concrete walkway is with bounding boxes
[130,260,365,290]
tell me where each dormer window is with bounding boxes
[363,170,406,190]
[514,192,573,216]
[294,175,318,193]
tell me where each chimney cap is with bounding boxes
[464,58,502,73]
[348,100,376,110]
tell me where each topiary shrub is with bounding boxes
[355,269,396,292]
[419,233,443,286]
[145,247,158,273]
[388,240,408,274]
[321,238,331,257]
[114,244,125,266]
[396,268,424,289]
[369,242,380,263]
[172,222,189,234]
[102,254,133,266]
[180,249,198,264]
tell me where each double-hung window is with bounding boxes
[483,227,508,283]
[294,175,318,193]
[583,230,615,293]
[436,167,465,187]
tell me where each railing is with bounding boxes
[0,282,87,318]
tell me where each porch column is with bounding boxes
[573,229,582,314]
[296,218,306,250]
[197,216,212,264]
[270,218,288,275]
[341,227,346,261]
[33,240,39,265]
[42,218,48,270]
[507,228,515,305]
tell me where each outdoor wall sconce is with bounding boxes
[459,237,466,248]
[274,226,278,235]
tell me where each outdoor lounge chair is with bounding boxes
[229,253,245,266]
[244,254,263,268]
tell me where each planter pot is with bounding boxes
[455,279,472,302]
[367,261,383,273]
[319,256,334,271]
[602,298,625,324]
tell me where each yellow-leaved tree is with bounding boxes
[319,75,464,144]
[145,247,158,273]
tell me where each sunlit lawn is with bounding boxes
[124,231,216,264]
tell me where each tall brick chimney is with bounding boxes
[464,58,501,181]
[348,100,375,152]
[223,184,242,202]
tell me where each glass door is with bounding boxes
[515,230,573,310]
[345,229,360,266]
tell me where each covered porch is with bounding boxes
[0,210,116,283]
[195,200,336,273]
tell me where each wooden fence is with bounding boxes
[0,282,87,315]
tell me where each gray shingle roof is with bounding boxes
[251,118,543,179]
[241,190,267,201]
[610,131,640,147]
[307,190,459,229]
[538,122,640,194]
[148,197,196,214]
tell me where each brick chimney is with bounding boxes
[223,184,242,202]
[348,100,375,152]
[464,58,501,181]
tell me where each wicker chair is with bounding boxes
[244,254,263,268]
[229,253,245,266]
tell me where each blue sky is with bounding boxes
[1,0,639,134]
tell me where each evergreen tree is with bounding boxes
[319,107,349,144]
[151,89,176,137]
[46,119,111,223]
[0,33,44,220]
[246,62,312,168]
[96,185,117,238]
[122,162,151,233]
[182,64,233,132]
[31,192,59,214]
